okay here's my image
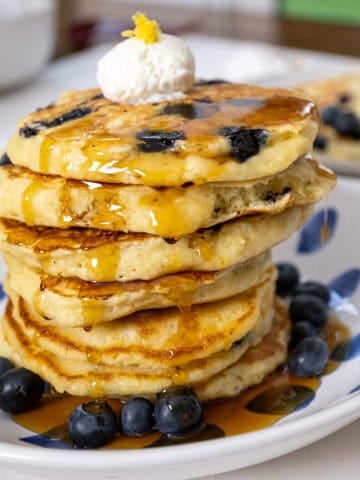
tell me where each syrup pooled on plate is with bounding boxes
[12,314,350,449]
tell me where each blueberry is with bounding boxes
[68,401,117,449]
[0,367,44,414]
[334,112,360,139]
[265,186,291,203]
[46,107,92,128]
[313,135,328,151]
[275,262,300,297]
[219,126,267,163]
[19,107,93,138]
[0,154,11,166]
[0,357,14,377]
[322,106,339,126]
[154,387,203,435]
[338,93,352,104]
[293,281,330,305]
[136,130,184,153]
[19,125,39,138]
[195,79,229,86]
[289,294,327,329]
[231,333,248,349]
[289,321,319,349]
[91,93,104,101]
[121,397,154,437]
[289,337,329,377]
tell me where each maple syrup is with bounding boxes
[7,84,319,187]
[12,316,350,449]
[21,181,44,226]
[321,197,330,244]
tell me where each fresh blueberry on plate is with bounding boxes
[289,294,327,329]
[293,281,330,305]
[289,337,329,377]
[121,397,154,437]
[0,367,45,414]
[275,262,300,297]
[68,401,117,449]
[290,321,319,349]
[154,387,203,435]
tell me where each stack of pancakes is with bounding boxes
[298,73,360,161]
[0,82,335,400]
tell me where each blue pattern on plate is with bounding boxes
[20,435,74,449]
[294,393,316,412]
[328,269,360,299]
[297,208,338,254]
[329,290,344,309]
[349,384,360,395]
[0,283,5,300]
[331,334,360,363]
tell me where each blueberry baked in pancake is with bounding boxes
[298,73,360,160]
[0,13,337,448]
[7,84,318,187]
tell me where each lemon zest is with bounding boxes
[122,12,161,44]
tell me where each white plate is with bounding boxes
[0,177,359,480]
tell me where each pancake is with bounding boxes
[0,296,285,400]
[0,205,314,282]
[0,278,276,397]
[4,267,275,369]
[6,83,318,187]
[0,156,335,236]
[4,251,271,327]
[298,73,360,160]
[195,298,289,400]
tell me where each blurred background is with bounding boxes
[55,0,360,57]
[1,0,360,87]
[1,0,360,88]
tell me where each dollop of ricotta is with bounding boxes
[97,12,195,105]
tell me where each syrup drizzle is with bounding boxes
[12,316,350,450]
[10,86,317,187]
[321,197,330,244]
[21,181,43,226]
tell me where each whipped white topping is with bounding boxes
[97,33,195,105]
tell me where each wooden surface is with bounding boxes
[279,17,360,57]
[57,1,360,57]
